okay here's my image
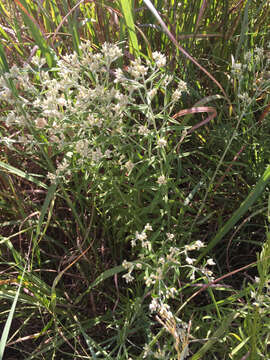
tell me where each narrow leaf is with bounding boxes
[0,161,48,189]
[120,0,139,55]
[197,165,270,261]
[0,266,26,360]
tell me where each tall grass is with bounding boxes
[0,0,270,359]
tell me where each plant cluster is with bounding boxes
[0,0,270,359]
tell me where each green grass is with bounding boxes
[0,0,270,359]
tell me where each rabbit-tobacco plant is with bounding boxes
[0,42,190,239]
[0,43,219,358]
[122,230,216,358]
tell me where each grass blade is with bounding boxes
[235,0,250,61]
[14,0,54,67]
[197,165,270,262]
[119,0,139,55]
[0,161,48,189]
[0,41,9,72]
[35,183,57,239]
[62,0,81,55]
[0,266,26,360]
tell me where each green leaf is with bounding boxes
[119,0,139,55]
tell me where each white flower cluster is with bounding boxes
[231,61,243,76]
[122,260,142,284]
[157,137,167,148]
[149,298,173,318]
[238,92,251,104]
[0,43,128,181]
[231,48,269,118]
[131,223,153,249]
[172,79,188,102]
[0,42,190,199]
[152,51,166,68]
[128,58,148,78]
[157,174,167,186]
[183,240,216,280]
[124,160,135,174]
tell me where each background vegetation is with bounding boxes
[0,0,269,359]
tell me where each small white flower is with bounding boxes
[144,223,153,231]
[166,233,175,240]
[31,55,46,68]
[141,240,151,250]
[172,80,188,101]
[244,51,252,63]
[125,160,134,173]
[159,303,173,320]
[206,258,216,266]
[114,68,125,83]
[238,92,251,104]
[159,257,165,264]
[75,139,89,157]
[47,172,57,182]
[152,51,166,68]
[157,138,167,147]
[186,256,195,265]
[201,267,213,278]
[149,298,159,312]
[131,239,137,247]
[66,152,73,158]
[135,231,147,241]
[122,260,131,269]
[138,125,150,135]
[35,117,47,128]
[194,240,205,249]
[148,88,157,100]
[144,275,155,287]
[102,42,122,63]
[128,58,148,78]
[104,149,112,158]
[56,96,67,107]
[163,74,173,86]
[123,272,134,283]
[5,112,16,126]
[57,158,69,173]
[254,47,264,59]
[92,148,103,163]
[166,287,177,299]
[231,62,242,76]
[157,175,167,185]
